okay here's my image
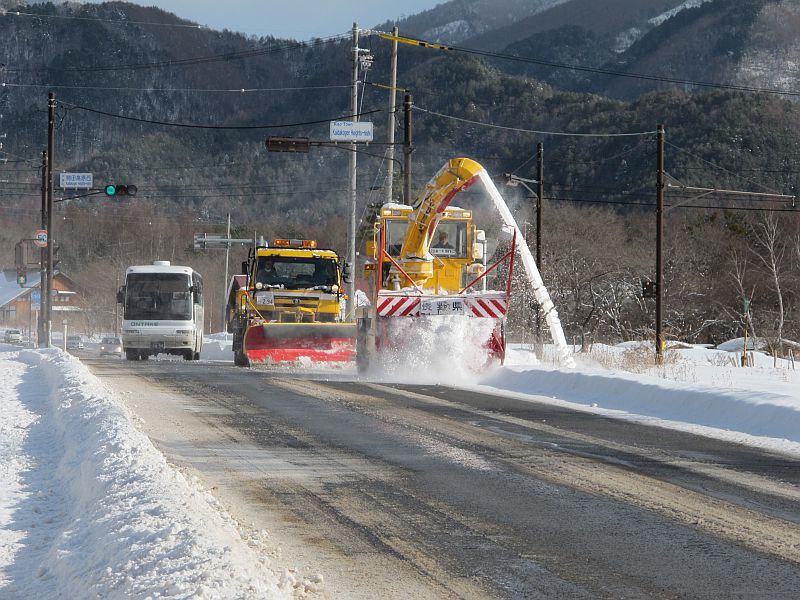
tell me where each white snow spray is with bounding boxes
[477,170,575,368]
[367,315,498,385]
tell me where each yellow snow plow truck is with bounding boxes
[228,238,356,366]
[356,157,516,372]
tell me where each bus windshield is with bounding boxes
[125,273,193,320]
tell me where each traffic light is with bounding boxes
[266,136,311,153]
[14,241,27,286]
[104,184,138,197]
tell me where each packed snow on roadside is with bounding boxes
[1,333,799,597]
[0,345,296,599]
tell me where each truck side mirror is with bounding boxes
[342,262,353,284]
[116,285,125,304]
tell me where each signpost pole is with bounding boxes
[39,151,47,347]
[45,92,55,348]
[346,22,359,320]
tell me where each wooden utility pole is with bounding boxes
[45,92,55,347]
[346,23,359,318]
[656,123,665,364]
[403,93,413,204]
[535,142,544,345]
[385,26,399,204]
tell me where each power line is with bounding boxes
[4,34,347,74]
[0,81,354,94]
[413,105,657,137]
[378,33,800,99]
[1,8,210,29]
[59,101,382,130]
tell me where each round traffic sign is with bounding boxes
[33,229,48,248]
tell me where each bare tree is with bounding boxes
[750,213,787,355]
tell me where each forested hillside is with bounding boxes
[1,0,798,350]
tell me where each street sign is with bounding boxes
[59,172,93,189]
[330,120,373,142]
[33,229,48,248]
[193,233,253,249]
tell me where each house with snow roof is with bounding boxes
[0,269,85,341]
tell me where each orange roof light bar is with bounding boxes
[273,239,318,248]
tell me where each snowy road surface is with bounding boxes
[2,340,800,598]
[88,356,800,599]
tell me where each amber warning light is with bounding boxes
[273,239,317,248]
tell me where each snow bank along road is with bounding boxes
[83,357,800,599]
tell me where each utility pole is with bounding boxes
[403,93,413,205]
[39,150,47,347]
[346,22,359,318]
[535,142,544,347]
[45,92,55,348]
[223,212,231,334]
[385,26,399,204]
[656,123,665,364]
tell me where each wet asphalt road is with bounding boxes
[86,356,800,599]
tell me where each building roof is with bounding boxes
[0,269,41,309]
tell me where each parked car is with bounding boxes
[99,337,123,357]
[67,335,84,350]
[4,329,22,344]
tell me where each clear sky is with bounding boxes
[83,1,445,39]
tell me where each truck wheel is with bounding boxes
[183,350,194,360]
[140,352,149,361]
[356,321,369,374]
[234,350,249,367]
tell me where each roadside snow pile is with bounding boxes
[0,347,290,599]
[481,343,800,454]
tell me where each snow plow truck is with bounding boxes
[228,238,356,366]
[355,157,516,372]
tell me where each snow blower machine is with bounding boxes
[355,157,517,372]
[228,238,356,366]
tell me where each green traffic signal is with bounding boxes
[16,270,26,286]
[104,184,138,197]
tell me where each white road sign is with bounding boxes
[59,172,93,189]
[330,120,373,142]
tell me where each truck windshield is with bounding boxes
[125,273,193,320]
[255,257,338,289]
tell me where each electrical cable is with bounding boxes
[58,101,382,130]
[413,105,657,137]
[4,34,348,74]
[376,33,800,98]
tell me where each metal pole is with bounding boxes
[656,124,665,364]
[346,22,359,318]
[535,143,544,346]
[223,212,231,334]
[403,93,413,205]
[39,150,47,347]
[45,92,55,348]
[385,26,398,204]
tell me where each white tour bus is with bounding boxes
[117,261,204,361]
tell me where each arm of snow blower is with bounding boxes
[393,158,485,288]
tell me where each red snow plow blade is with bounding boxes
[243,322,357,364]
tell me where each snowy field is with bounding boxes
[1,334,799,598]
